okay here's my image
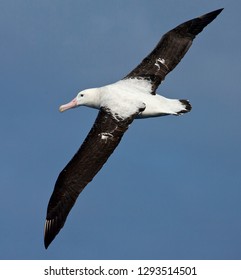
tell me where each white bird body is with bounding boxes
[61,78,189,119]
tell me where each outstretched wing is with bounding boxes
[124,8,223,94]
[44,107,143,249]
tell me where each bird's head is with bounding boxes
[59,88,100,112]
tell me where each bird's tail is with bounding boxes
[177,99,192,115]
[162,98,192,116]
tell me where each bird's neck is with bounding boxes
[85,88,101,109]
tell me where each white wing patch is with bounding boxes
[155,58,168,70]
[99,132,114,142]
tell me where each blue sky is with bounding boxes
[1,0,240,259]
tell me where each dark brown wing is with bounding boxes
[124,8,223,94]
[44,108,140,248]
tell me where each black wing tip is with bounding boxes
[200,8,224,22]
[206,8,224,16]
[44,238,51,249]
[198,8,224,26]
[44,220,52,249]
[44,241,50,250]
[180,8,224,37]
[44,219,60,249]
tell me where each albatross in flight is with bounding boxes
[44,8,223,248]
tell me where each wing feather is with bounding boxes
[44,108,141,248]
[124,9,223,93]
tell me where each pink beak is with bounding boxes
[59,98,78,112]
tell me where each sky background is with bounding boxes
[0,0,240,260]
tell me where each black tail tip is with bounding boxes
[179,99,192,114]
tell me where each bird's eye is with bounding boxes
[80,94,84,97]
